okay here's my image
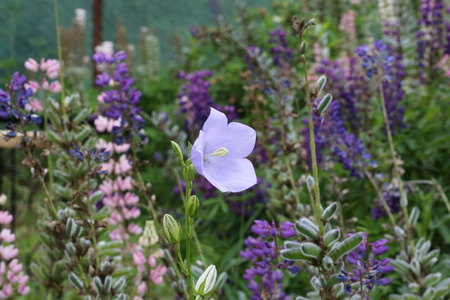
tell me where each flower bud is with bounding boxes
[163,214,183,245]
[300,41,308,54]
[306,175,315,192]
[183,164,196,182]
[317,93,333,115]
[195,265,217,297]
[0,194,6,205]
[171,141,184,165]
[187,195,200,218]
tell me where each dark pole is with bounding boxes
[92,0,103,86]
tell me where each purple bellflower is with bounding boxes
[191,108,257,193]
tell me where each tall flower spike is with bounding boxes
[191,108,257,193]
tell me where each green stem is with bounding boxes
[431,179,450,215]
[302,55,323,235]
[86,159,100,270]
[41,87,54,193]
[53,0,68,130]
[378,82,410,228]
[35,155,59,220]
[175,170,207,266]
[185,178,194,300]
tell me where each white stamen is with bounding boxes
[204,147,229,162]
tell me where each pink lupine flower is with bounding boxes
[8,260,22,274]
[25,99,44,112]
[46,59,60,79]
[41,78,49,90]
[49,81,62,93]
[0,229,15,243]
[24,58,39,72]
[26,80,40,93]
[154,249,164,258]
[94,115,109,132]
[148,255,156,267]
[124,192,139,205]
[18,284,30,296]
[115,155,132,175]
[133,251,146,273]
[108,212,123,226]
[137,282,146,294]
[97,92,106,103]
[123,207,140,219]
[40,59,48,71]
[150,265,167,285]
[109,228,128,240]
[96,139,114,153]
[127,223,143,235]
[0,245,19,260]
[0,283,13,298]
[116,176,133,191]
[0,212,13,225]
[114,143,130,153]
[100,159,115,175]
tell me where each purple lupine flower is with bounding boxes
[371,179,403,219]
[0,72,42,136]
[339,233,393,297]
[178,70,237,132]
[302,101,374,178]
[268,25,293,67]
[241,220,298,300]
[191,108,257,193]
[93,51,147,145]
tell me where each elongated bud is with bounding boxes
[187,195,200,218]
[171,141,184,165]
[409,206,420,226]
[163,214,183,245]
[195,265,217,297]
[315,75,327,96]
[183,164,196,182]
[317,93,333,115]
[300,41,308,54]
[306,175,315,192]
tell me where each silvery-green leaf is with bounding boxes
[69,272,84,290]
[434,285,450,299]
[30,263,47,281]
[299,218,319,233]
[390,259,411,275]
[306,176,315,192]
[423,287,436,299]
[301,242,322,260]
[73,108,90,125]
[408,282,420,293]
[113,277,126,292]
[84,296,92,300]
[280,248,315,263]
[295,297,310,300]
[422,249,440,266]
[322,202,338,221]
[409,207,420,226]
[113,294,126,300]
[295,220,318,240]
[93,276,103,294]
[98,240,123,251]
[66,218,75,237]
[394,226,405,238]
[402,294,421,300]
[89,190,104,205]
[75,126,92,142]
[285,241,302,249]
[410,259,421,277]
[46,130,62,146]
[419,240,431,255]
[350,296,361,300]
[103,275,112,293]
[311,277,322,292]
[73,224,84,238]
[389,295,403,300]
[65,242,76,257]
[317,93,333,115]
[328,232,364,262]
[322,256,333,270]
[423,272,441,287]
[52,260,65,277]
[324,229,340,248]
[48,110,62,127]
[436,278,450,290]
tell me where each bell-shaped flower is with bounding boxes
[191,108,257,193]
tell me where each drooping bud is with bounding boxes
[195,265,217,297]
[163,214,183,245]
[187,195,200,218]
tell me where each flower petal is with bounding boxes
[191,131,205,177]
[203,121,256,159]
[202,156,257,192]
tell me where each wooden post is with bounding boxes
[92,0,103,86]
